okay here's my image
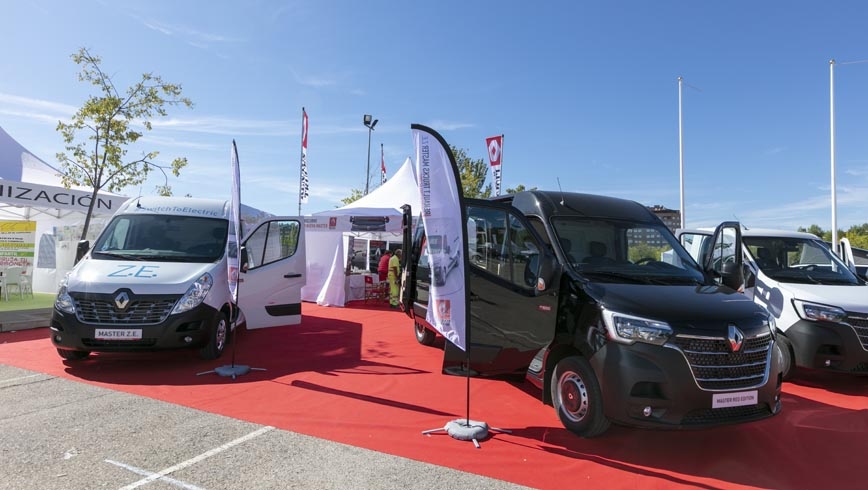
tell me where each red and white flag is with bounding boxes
[299,108,310,204]
[380,143,387,185]
[485,134,503,195]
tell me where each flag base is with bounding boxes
[196,365,266,380]
[422,419,510,448]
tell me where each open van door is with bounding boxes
[238,217,306,328]
[703,221,744,291]
[399,204,415,313]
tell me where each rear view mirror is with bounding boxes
[535,254,560,292]
[75,240,90,265]
[719,260,744,291]
[240,246,249,272]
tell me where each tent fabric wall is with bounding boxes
[303,157,421,306]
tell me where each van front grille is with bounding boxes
[671,333,772,391]
[74,296,179,325]
[843,315,868,350]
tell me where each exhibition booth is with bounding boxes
[302,158,421,306]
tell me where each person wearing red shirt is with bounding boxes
[377,250,392,281]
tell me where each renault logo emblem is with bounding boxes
[115,292,130,310]
[728,324,744,352]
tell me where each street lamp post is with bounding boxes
[363,114,378,195]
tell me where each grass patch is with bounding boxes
[0,293,56,312]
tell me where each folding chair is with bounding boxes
[0,266,26,300]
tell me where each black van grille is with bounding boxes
[681,404,772,426]
[74,297,179,325]
[672,333,772,391]
[844,315,868,350]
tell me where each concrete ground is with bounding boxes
[0,308,51,333]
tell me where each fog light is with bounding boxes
[825,359,831,367]
[643,406,652,417]
[184,336,193,343]
[54,335,62,342]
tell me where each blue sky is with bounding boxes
[3,1,868,231]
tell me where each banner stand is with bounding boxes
[421,358,511,448]
[196,305,266,380]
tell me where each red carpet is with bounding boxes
[2,303,866,489]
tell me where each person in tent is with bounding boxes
[388,249,402,308]
[377,249,392,281]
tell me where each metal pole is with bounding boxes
[830,59,837,251]
[365,127,372,195]
[678,76,685,229]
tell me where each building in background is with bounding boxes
[627,205,681,247]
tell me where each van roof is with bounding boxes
[116,196,230,219]
[679,227,820,240]
[493,190,658,223]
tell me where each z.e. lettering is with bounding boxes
[108,265,159,278]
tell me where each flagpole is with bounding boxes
[678,76,685,229]
[299,107,306,216]
[499,134,504,196]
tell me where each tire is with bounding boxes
[199,311,229,360]
[414,321,436,346]
[551,355,610,438]
[775,334,794,381]
[57,348,89,361]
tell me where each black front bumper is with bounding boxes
[589,341,782,430]
[50,303,221,353]
[786,318,868,374]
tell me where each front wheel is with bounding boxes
[551,355,610,438]
[199,311,229,360]
[775,334,794,381]
[414,322,436,346]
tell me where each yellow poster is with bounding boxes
[0,221,37,268]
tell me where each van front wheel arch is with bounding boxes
[199,311,229,360]
[551,355,610,438]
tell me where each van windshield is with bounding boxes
[92,214,229,263]
[745,236,860,285]
[552,217,705,285]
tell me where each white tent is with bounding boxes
[302,157,421,306]
[0,126,129,292]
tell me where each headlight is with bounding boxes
[172,273,214,315]
[793,300,846,323]
[54,273,75,314]
[602,309,672,345]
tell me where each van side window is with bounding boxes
[467,205,541,289]
[244,220,301,270]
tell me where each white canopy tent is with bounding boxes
[0,126,129,292]
[302,157,421,306]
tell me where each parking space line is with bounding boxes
[105,460,202,490]
[117,426,274,490]
[0,373,47,385]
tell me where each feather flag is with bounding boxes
[380,143,387,185]
[228,140,242,302]
[485,135,503,196]
[299,108,309,204]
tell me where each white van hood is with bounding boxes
[67,259,218,295]
[780,282,868,313]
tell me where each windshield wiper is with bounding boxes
[581,270,655,284]
[92,251,145,261]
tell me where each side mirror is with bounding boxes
[240,246,250,272]
[720,260,744,291]
[535,254,560,292]
[75,240,90,265]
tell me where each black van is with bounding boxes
[401,191,782,437]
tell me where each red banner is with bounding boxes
[485,135,503,167]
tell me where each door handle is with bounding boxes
[284,273,303,278]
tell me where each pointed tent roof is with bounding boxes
[334,157,421,213]
[0,125,65,185]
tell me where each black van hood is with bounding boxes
[584,282,768,332]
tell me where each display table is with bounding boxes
[345,273,377,302]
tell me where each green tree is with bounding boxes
[56,47,193,240]
[505,184,537,194]
[340,188,365,205]
[452,145,491,199]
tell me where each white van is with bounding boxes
[49,196,306,361]
[678,227,868,379]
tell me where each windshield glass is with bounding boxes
[551,217,706,285]
[92,214,228,263]
[745,236,860,285]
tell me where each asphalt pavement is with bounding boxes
[0,308,52,333]
[0,362,532,489]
